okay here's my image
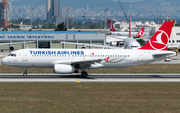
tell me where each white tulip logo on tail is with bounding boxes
[152,32,166,45]
[137,30,143,37]
[110,23,113,31]
[149,30,169,50]
[139,22,173,50]
[138,31,142,36]
[108,19,117,32]
[136,27,144,37]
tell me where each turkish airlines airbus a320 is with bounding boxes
[2,22,176,78]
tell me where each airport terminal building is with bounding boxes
[0,31,106,51]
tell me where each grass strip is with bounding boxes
[0,83,179,113]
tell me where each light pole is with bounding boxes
[104,8,108,45]
[39,18,41,31]
[101,15,103,31]
[9,0,11,31]
[66,8,70,30]
[30,7,34,30]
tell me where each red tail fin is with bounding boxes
[135,27,144,38]
[108,19,117,32]
[139,22,173,50]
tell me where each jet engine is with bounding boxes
[54,64,78,74]
[9,45,15,51]
[81,46,86,49]
[178,48,180,53]
[110,42,117,46]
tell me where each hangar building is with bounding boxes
[0,31,105,51]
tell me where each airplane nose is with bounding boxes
[2,57,8,65]
[2,58,5,64]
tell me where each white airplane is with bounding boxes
[63,17,142,49]
[106,18,146,48]
[59,38,141,50]
[168,44,180,53]
[108,19,148,37]
[61,37,141,49]
[2,21,176,78]
[106,27,145,46]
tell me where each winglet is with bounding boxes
[58,39,61,43]
[34,38,38,42]
[139,22,173,50]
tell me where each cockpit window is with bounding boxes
[8,54,17,57]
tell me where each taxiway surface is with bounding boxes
[0,73,180,83]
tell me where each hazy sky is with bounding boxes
[112,0,144,2]
[11,0,145,3]
[9,0,146,8]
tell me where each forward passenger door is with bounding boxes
[22,50,28,61]
[138,51,143,62]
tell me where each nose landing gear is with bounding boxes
[23,68,27,76]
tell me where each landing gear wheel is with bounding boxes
[23,73,27,76]
[23,68,28,76]
[81,71,88,78]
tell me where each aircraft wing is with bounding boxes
[0,40,37,45]
[135,36,150,40]
[168,44,180,48]
[52,58,105,68]
[153,51,176,58]
[134,38,143,40]
[107,35,127,40]
[59,40,123,49]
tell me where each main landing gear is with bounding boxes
[23,68,27,76]
[81,71,88,78]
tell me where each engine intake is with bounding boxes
[54,64,78,74]
[178,48,180,52]
[9,45,14,51]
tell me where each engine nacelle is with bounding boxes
[110,42,117,46]
[178,48,180,52]
[54,64,78,74]
[9,45,15,51]
[81,46,86,49]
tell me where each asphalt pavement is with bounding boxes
[0,73,180,83]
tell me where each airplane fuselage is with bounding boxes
[111,32,138,36]
[2,49,174,69]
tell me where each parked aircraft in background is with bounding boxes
[168,44,180,53]
[106,27,145,46]
[2,21,175,78]
[108,19,146,37]
[65,17,143,49]
[0,40,37,51]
